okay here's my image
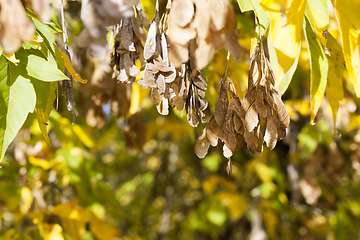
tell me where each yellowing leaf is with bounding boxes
[72,124,95,148]
[51,202,90,221]
[33,80,58,146]
[28,156,52,170]
[90,213,121,240]
[237,0,270,36]
[326,34,343,136]
[304,18,328,124]
[20,186,33,214]
[42,223,65,240]
[255,162,272,182]
[59,50,87,84]
[51,202,89,240]
[128,78,150,116]
[3,228,20,240]
[259,201,278,237]
[261,0,306,74]
[334,0,360,97]
[202,175,221,195]
[305,0,329,46]
[217,191,247,221]
[2,52,19,65]
[277,42,301,93]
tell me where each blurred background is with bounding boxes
[1,0,360,239]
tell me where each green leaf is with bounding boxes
[236,0,270,36]
[16,49,68,82]
[206,208,227,227]
[304,18,328,124]
[30,16,55,54]
[33,80,58,145]
[305,0,329,46]
[326,34,344,136]
[0,56,36,161]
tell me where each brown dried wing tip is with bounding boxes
[195,130,210,159]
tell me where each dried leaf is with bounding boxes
[121,18,136,52]
[208,0,228,31]
[195,38,216,70]
[171,0,194,27]
[222,106,237,154]
[206,116,220,147]
[131,15,146,42]
[124,53,140,78]
[235,133,244,151]
[214,80,229,126]
[160,33,169,65]
[233,113,243,134]
[157,98,169,115]
[0,0,35,54]
[245,104,259,133]
[144,21,157,61]
[225,32,241,61]
[151,88,161,105]
[192,0,210,39]
[264,116,278,150]
[272,90,290,129]
[255,87,267,119]
[195,130,210,158]
[244,126,263,153]
[30,0,51,22]
[168,17,196,45]
[223,144,233,158]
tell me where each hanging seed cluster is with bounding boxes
[195,42,290,158]
[243,43,290,152]
[195,76,244,158]
[112,4,150,83]
[138,4,208,126]
[167,0,241,70]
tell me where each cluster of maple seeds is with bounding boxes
[108,1,289,156]
[137,2,208,126]
[195,42,290,159]
[112,4,150,84]
[167,0,241,70]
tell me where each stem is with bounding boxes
[222,51,231,83]
[60,0,68,46]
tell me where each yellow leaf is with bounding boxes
[202,175,221,195]
[260,0,307,74]
[20,186,33,214]
[128,77,151,117]
[326,34,343,136]
[304,18,328,124]
[72,124,95,148]
[202,175,237,195]
[255,162,272,182]
[90,213,121,240]
[28,156,52,171]
[3,228,20,240]
[51,202,90,221]
[29,34,44,50]
[305,0,329,46]
[334,0,360,97]
[51,202,89,240]
[217,191,247,221]
[2,52,20,65]
[59,50,87,84]
[259,200,278,237]
[42,223,65,240]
